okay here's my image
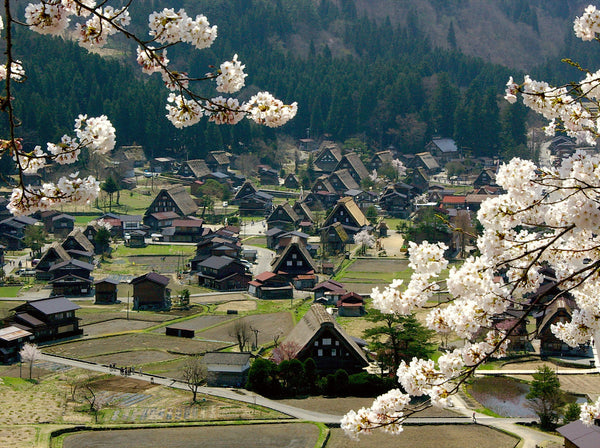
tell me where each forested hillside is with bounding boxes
[4,0,596,168]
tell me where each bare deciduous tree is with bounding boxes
[182,356,207,403]
[229,320,251,352]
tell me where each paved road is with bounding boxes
[38,352,563,446]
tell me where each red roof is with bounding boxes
[255,272,276,282]
[442,195,466,204]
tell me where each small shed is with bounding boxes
[204,352,252,387]
[94,278,119,304]
[165,324,195,338]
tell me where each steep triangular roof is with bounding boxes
[62,229,95,253]
[179,159,211,178]
[283,304,368,366]
[270,236,317,273]
[267,202,300,224]
[336,152,370,181]
[323,197,369,228]
[148,184,198,217]
[329,169,360,192]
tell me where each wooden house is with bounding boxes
[94,277,119,304]
[204,352,252,387]
[407,168,430,194]
[314,141,342,173]
[144,185,198,221]
[151,156,176,173]
[61,229,95,262]
[408,152,440,174]
[177,159,211,180]
[232,181,257,203]
[11,296,82,342]
[322,197,370,239]
[334,152,370,184]
[205,151,231,172]
[473,168,498,188]
[557,420,600,448]
[265,227,286,250]
[536,298,576,355]
[131,272,171,310]
[370,150,394,171]
[283,173,301,189]
[36,243,70,280]
[425,138,458,163]
[309,176,339,209]
[266,203,300,231]
[248,272,293,300]
[337,292,365,317]
[313,279,346,302]
[143,211,180,231]
[0,326,33,364]
[320,222,350,254]
[259,167,280,185]
[48,259,94,296]
[161,218,205,243]
[238,191,273,217]
[328,169,360,194]
[124,229,147,247]
[281,304,369,374]
[270,236,317,290]
[196,256,251,291]
[379,184,413,218]
[293,202,315,226]
[0,215,38,250]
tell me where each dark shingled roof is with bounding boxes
[557,420,600,448]
[131,271,170,286]
[203,351,252,367]
[18,296,81,315]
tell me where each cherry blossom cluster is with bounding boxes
[8,174,99,215]
[344,5,600,437]
[7,1,298,215]
[354,229,375,250]
[392,159,407,178]
[8,115,114,214]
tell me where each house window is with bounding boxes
[286,260,293,266]
[314,341,318,346]
[322,338,332,345]
[335,341,339,346]
[292,254,297,259]
[297,261,303,266]
[331,349,337,356]
[318,349,323,357]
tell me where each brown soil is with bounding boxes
[277,396,459,418]
[90,376,155,393]
[348,258,408,272]
[215,300,257,312]
[198,312,294,346]
[44,333,227,358]
[62,423,320,448]
[82,318,157,336]
[327,425,518,448]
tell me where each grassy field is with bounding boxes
[112,244,196,257]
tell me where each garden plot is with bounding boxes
[62,423,320,448]
[43,333,227,358]
[214,300,257,312]
[153,315,234,334]
[337,259,410,294]
[198,312,294,346]
[82,318,158,336]
[88,350,180,367]
[327,425,518,448]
